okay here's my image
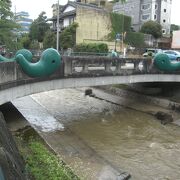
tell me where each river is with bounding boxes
[28,88,180,180]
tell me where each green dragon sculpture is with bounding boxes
[15,48,61,77]
[0,48,61,77]
[154,53,180,72]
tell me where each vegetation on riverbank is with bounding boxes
[15,127,79,180]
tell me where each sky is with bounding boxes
[11,0,180,25]
[11,0,69,19]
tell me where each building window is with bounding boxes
[141,14,150,21]
[154,14,157,20]
[164,9,167,12]
[163,19,166,23]
[162,29,166,34]
[141,4,151,11]
[155,4,158,10]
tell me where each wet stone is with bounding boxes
[155,111,173,125]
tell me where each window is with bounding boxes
[154,14,157,20]
[141,4,151,10]
[163,19,166,23]
[141,14,150,21]
[155,4,158,10]
[164,9,167,12]
[162,29,166,34]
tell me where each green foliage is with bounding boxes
[108,12,131,40]
[170,24,180,34]
[20,34,31,49]
[74,43,108,53]
[0,0,19,50]
[25,141,78,180]
[140,20,162,39]
[43,30,56,49]
[124,32,145,47]
[29,12,50,42]
[0,0,12,19]
[112,0,126,3]
[17,133,79,180]
[30,40,39,49]
[60,22,78,50]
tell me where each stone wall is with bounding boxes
[0,112,26,180]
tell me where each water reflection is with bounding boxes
[32,89,180,180]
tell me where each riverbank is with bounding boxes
[1,86,180,179]
[0,103,79,180]
[91,85,180,126]
[15,126,80,180]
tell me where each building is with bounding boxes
[15,11,33,34]
[171,30,180,49]
[113,0,172,36]
[51,1,111,44]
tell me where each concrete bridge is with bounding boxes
[0,55,180,105]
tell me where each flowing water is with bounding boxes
[30,88,180,180]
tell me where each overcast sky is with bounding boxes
[11,0,180,25]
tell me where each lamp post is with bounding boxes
[56,0,60,52]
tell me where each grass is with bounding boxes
[15,127,79,180]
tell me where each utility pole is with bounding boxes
[56,0,60,52]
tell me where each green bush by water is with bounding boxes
[25,141,78,180]
[16,128,79,180]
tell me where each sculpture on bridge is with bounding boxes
[154,53,180,71]
[0,49,33,62]
[0,48,61,77]
[15,48,61,77]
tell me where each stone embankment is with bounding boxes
[0,112,26,180]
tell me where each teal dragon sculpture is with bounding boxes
[0,48,61,77]
[154,53,180,72]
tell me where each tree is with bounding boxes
[29,12,50,43]
[43,30,56,49]
[112,0,126,3]
[59,23,78,50]
[170,24,180,34]
[0,0,19,50]
[140,20,162,39]
[20,34,31,49]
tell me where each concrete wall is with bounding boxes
[75,6,111,44]
[0,112,26,179]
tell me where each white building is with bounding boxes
[113,0,172,36]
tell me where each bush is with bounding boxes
[125,32,145,47]
[74,43,108,53]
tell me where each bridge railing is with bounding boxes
[0,56,152,90]
[62,56,152,77]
